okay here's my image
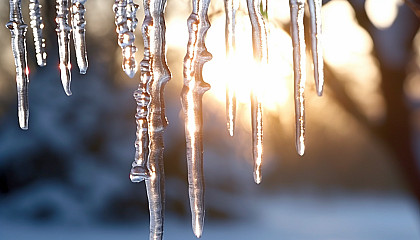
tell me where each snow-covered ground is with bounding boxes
[1,194,419,240]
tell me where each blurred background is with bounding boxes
[0,0,419,239]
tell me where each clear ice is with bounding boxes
[307,0,324,96]
[29,0,46,67]
[71,0,88,74]
[113,0,139,78]
[224,0,238,137]
[289,0,306,156]
[6,0,30,130]
[246,0,267,184]
[56,0,72,96]
[181,0,212,236]
[131,0,171,238]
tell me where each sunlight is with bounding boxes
[204,12,292,113]
[365,0,402,29]
[322,0,385,122]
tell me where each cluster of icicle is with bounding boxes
[4,0,324,238]
[6,0,88,129]
[117,0,171,238]
[114,0,324,239]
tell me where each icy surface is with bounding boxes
[56,0,72,96]
[224,0,238,137]
[290,0,306,156]
[71,0,88,74]
[307,0,324,96]
[113,0,139,78]
[246,0,267,184]
[6,0,30,130]
[130,8,152,183]
[131,0,171,238]
[29,0,46,67]
[181,0,212,236]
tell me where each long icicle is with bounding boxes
[6,0,29,130]
[181,0,212,236]
[224,0,238,136]
[56,0,72,96]
[145,0,171,236]
[307,0,324,96]
[29,0,46,67]
[246,0,267,184]
[71,0,88,74]
[289,0,306,156]
[132,0,171,238]
[130,2,152,183]
[113,0,139,78]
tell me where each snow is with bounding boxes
[1,194,419,240]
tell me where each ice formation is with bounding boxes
[130,0,171,238]
[181,0,212,236]
[56,0,73,96]
[71,0,88,74]
[6,0,30,130]
[113,0,139,78]
[29,0,46,67]
[247,0,268,184]
[224,0,238,136]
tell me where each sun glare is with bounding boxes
[365,0,402,29]
[204,13,293,113]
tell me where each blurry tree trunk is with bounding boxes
[344,1,420,204]
[405,0,420,18]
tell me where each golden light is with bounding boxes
[204,12,293,114]
[365,0,402,29]
[322,0,385,122]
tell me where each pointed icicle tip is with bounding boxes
[192,211,205,238]
[125,68,136,78]
[296,142,305,156]
[228,128,234,137]
[253,173,261,184]
[79,66,88,75]
[64,88,72,96]
[193,219,203,238]
[19,118,28,130]
[316,84,324,97]
[18,106,29,130]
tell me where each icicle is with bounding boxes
[130,12,152,183]
[6,0,29,130]
[307,0,324,96]
[224,0,238,136]
[113,0,139,78]
[56,0,72,96]
[181,0,212,236]
[246,0,267,184]
[71,0,88,74]
[289,0,306,156]
[131,0,171,238]
[29,0,46,67]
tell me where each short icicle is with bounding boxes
[246,0,267,184]
[289,0,306,156]
[224,0,238,136]
[113,0,139,78]
[131,0,171,238]
[307,0,324,96]
[71,0,88,74]
[6,0,30,130]
[56,0,72,96]
[181,0,212,236]
[29,0,46,67]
